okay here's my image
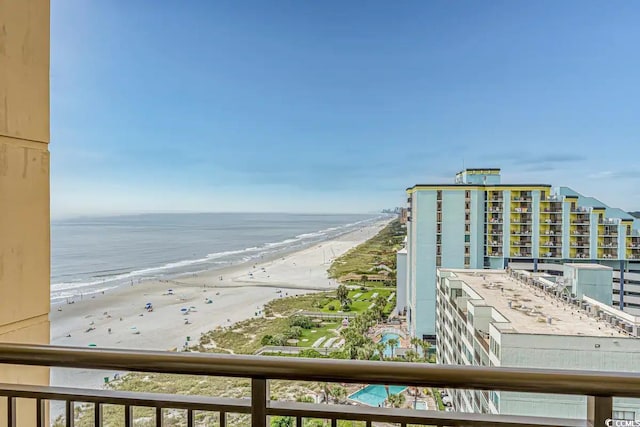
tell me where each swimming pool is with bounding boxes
[348,384,407,407]
[379,333,401,358]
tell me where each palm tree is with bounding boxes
[355,345,370,360]
[419,340,432,361]
[404,349,418,362]
[375,342,386,360]
[329,385,347,404]
[387,393,406,408]
[410,337,422,353]
[387,338,399,359]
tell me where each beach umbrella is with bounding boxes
[88,343,97,347]
[180,308,188,312]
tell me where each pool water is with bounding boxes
[379,333,401,358]
[414,400,427,410]
[348,384,407,407]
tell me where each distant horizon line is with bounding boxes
[51,210,393,221]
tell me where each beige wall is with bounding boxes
[0,0,51,424]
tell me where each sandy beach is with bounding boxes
[50,219,390,393]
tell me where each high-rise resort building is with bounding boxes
[398,168,640,341]
[436,267,640,419]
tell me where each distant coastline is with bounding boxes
[51,212,391,303]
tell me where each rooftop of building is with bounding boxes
[564,263,612,270]
[455,167,501,174]
[407,183,553,190]
[441,268,629,338]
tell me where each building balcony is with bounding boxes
[571,221,590,225]
[540,251,562,258]
[510,251,533,257]
[512,207,531,213]
[570,250,590,259]
[511,197,532,203]
[540,200,563,211]
[542,219,563,224]
[486,207,503,213]
[541,243,562,248]
[599,242,618,248]
[570,243,590,248]
[487,251,503,257]
[2,343,630,426]
[571,228,589,234]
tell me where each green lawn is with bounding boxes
[298,321,340,347]
[320,288,394,314]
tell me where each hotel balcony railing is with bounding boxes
[3,344,637,427]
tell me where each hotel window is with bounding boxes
[437,235,442,244]
[491,391,500,408]
[465,201,470,210]
[465,190,471,199]
[437,224,442,233]
[437,201,442,211]
[437,190,442,200]
[465,246,470,255]
[436,256,441,266]
[613,411,635,421]
[465,235,470,243]
[464,256,470,265]
[465,213,470,221]
[465,224,470,232]
[490,337,501,358]
[437,212,442,222]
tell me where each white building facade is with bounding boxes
[436,268,640,419]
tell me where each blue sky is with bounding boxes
[51,1,640,218]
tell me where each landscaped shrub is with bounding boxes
[327,304,335,311]
[286,326,303,339]
[298,349,323,358]
[270,334,288,346]
[261,335,273,346]
[342,304,351,312]
[289,315,313,329]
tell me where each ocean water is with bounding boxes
[51,212,383,302]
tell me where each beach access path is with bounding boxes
[50,219,391,393]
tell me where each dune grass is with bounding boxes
[328,219,404,282]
